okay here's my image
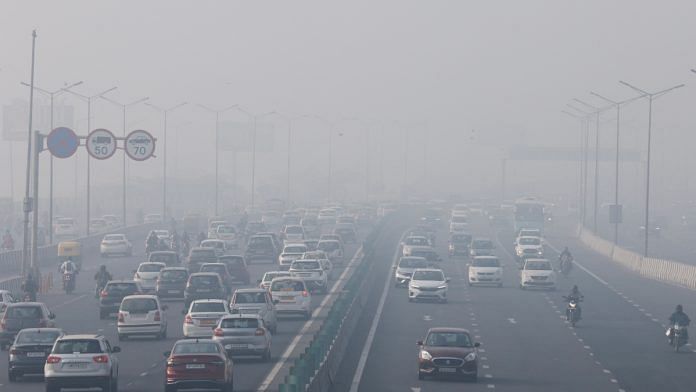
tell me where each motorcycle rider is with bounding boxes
[59,258,78,292]
[146,231,158,253]
[566,285,583,320]
[668,304,691,345]
[21,272,37,302]
[559,247,573,272]
[181,231,191,256]
[93,265,113,298]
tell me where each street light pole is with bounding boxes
[562,110,589,226]
[100,95,149,226]
[22,30,37,278]
[619,80,685,257]
[567,103,592,227]
[20,80,83,243]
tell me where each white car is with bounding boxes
[54,217,78,238]
[229,288,278,334]
[278,243,308,270]
[215,225,239,248]
[261,211,282,227]
[514,236,544,259]
[259,271,291,290]
[289,259,328,293]
[133,262,166,292]
[152,229,170,241]
[269,277,312,319]
[117,295,168,340]
[100,234,133,257]
[518,228,542,238]
[449,215,468,233]
[282,225,305,242]
[208,220,228,239]
[316,240,343,262]
[200,239,227,257]
[0,290,17,317]
[519,258,556,290]
[394,256,429,287]
[317,209,337,225]
[402,236,432,257]
[408,268,449,303]
[468,256,503,287]
[102,215,120,227]
[183,299,230,338]
[144,213,162,224]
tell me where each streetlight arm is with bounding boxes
[589,92,618,105]
[561,110,582,119]
[126,97,149,106]
[619,80,649,95]
[566,103,590,115]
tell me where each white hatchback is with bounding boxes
[183,299,230,338]
[468,256,503,287]
[133,262,166,292]
[520,259,556,290]
[269,278,312,320]
[117,295,168,340]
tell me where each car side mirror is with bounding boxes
[474,342,480,347]
[446,278,451,283]
[181,309,187,315]
[163,351,171,357]
[49,313,56,320]
[161,305,168,311]
[112,346,121,353]
[416,340,423,346]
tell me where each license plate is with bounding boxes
[439,368,457,373]
[200,320,215,326]
[168,290,180,294]
[281,296,294,300]
[67,362,88,369]
[186,364,205,369]
[27,352,45,357]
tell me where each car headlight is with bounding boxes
[464,352,476,361]
[420,350,432,360]
[537,250,544,255]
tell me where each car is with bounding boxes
[300,217,319,235]
[100,234,133,257]
[200,239,226,257]
[44,334,121,392]
[289,259,328,293]
[152,229,171,241]
[317,209,337,225]
[208,220,228,239]
[99,280,142,319]
[200,263,235,293]
[417,327,479,381]
[133,262,166,292]
[316,240,344,263]
[256,232,283,251]
[117,295,168,340]
[102,214,120,227]
[0,290,18,317]
[8,327,64,381]
[144,213,163,223]
[148,250,180,266]
[163,339,233,392]
[269,277,312,319]
[394,256,429,287]
[261,211,282,227]
[333,223,357,244]
[402,236,432,257]
[408,269,449,303]
[245,235,278,263]
[517,228,542,238]
[245,221,267,238]
[410,247,441,263]
[213,314,272,361]
[54,217,78,238]
[519,258,556,290]
[303,239,319,251]
[449,215,468,233]
[337,215,355,225]
[282,225,305,242]
[89,218,109,233]
[278,243,308,270]
[469,237,495,257]
[185,273,227,309]
[514,236,544,260]
[218,255,251,285]
[187,247,218,272]
[282,212,302,226]
[0,302,56,349]
[448,233,472,258]
[216,225,239,248]
[258,271,291,290]
[156,267,189,299]
[319,233,343,245]
[468,256,503,287]
[229,288,278,334]
[183,299,230,338]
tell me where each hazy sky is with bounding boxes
[2,1,696,213]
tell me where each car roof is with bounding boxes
[139,262,166,267]
[234,288,266,293]
[190,272,221,277]
[427,327,470,334]
[123,294,159,300]
[150,251,176,255]
[191,298,227,304]
[161,267,187,271]
[201,262,226,267]
[473,255,498,260]
[16,327,63,334]
[59,334,103,340]
[412,268,443,273]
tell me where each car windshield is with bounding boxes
[201,265,226,274]
[473,240,493,249]
[191,249,215,257]
[202,241,222,248]
[139,264,163,273]
[412,271,444,281]
[173,342,220,354]
[526,261,551,270]
[519,237,541,245]
[121,298,158,313]
[191,302,226,313]
[234,292,266,304]
[426,332,473,348]
[405,237,429,246]
[286,226,303,234]
[6,306,42,318]
[220,257,244,266]
[399,258,428,268]
[292,261,321,270]
[160,270,187,280]
[248,223,265,231]
[190,275,219,287]
[473,258,500,267]
[411,250,435,259]
[285,246,306,253]
[249,237,272,247]
[317,241,339,251]
[451,216,467,223]
[217,226,235,234]
[451,235,470,243]
[220,318,259,329]
[104,235,124,241]
[271,280,305,292]
[53,339,103,354]
[106,283,138,293]
[16,330,61,344]
[150,254,174,263]
[263,272,289,282]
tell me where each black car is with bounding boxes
[8,328,64,381]
[149,251,180,266]
[244,235,278,262]
[448,233,472,257]
[184,273,226,308]
[187,247,218,272]
[0,303,56,349]
[333,224,357,244]
[156,267,189,299]
[99,280,141,319]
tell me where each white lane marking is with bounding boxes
[139,372,147,377]
[487,384,495,389]
[603,369,611,374]
[423,315,432,321]
[611,379,618,383]
[544,242,609,285]
[485,374,493,378]
[479,348,486,353]
[507,318,517,324]
[482,364,490,369]
[51,294,87,309]
[411,388,421,392]
[260,246,365,392]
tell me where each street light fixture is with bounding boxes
[61,85,118,236]
[99,94,149,226]
[619,80,685,256]
[145,102,187,221]
[20,80,82,244]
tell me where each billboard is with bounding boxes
[3,99,75,141]
[218,121,275,153]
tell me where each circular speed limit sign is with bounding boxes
[125,129,156,161]
[86,128,117,160]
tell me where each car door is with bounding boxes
[103,339,118,376]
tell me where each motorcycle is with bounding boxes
[667,324,689,352]
[563,295,583,327]
[63,272,76,294]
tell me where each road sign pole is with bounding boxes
[31,131,41,272]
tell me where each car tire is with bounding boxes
[8,370,17,382]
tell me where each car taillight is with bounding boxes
[302,291,309,297]
[184,314,193,324]
[255,328,265,336]
[154,311,161,322]
[118,312,125,322]
[213,328,224,337]
[93,355,109,363]
[100,290,108,298]
[46,356,61,364]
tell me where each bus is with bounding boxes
[513,198,545,233]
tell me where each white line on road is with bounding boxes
[52,294,87,309]
[507,318,517,324]
[423,315,432,321]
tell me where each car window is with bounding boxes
[249,237,272,247]
[473,240,493,249]
[519,237,541,245]
[104,235,124,241]
[286,226,303,234]
[121,298,158,313]
[426,332,472,347]
[285,246,306,253]
[139,264,164,273]
[190,275,220,287]
[6,306,42,318]
[220,318,259,329]
[473,258,500,267]
[271,280,305,292]
[53,339,103,354]
[173,342,220,354]
[405,237,428,246]
[525,261,551,270]
[399,258,428,269]
[106,283,138,294]
[263,272,289,282]
[201,265,226,274]
[234,292,267,304]
[217,226,236,234]
[191,302,227,313]
[16,330,61,344]
[160,270,187,280]
[411,271,444,281]
[317,241,339,252]
[150,254,175,263]
[191,249,215,257]
[220,257,244,267]
[292,261,321,270]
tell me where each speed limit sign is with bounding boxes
[86,128,117,160]
[125,129,156,161]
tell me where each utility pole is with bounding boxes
[562,110,589,226]
[566,104,592,227]
[22,30,37,278]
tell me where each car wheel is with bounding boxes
[8,370,17,382]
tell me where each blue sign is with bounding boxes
[47,127,79,158]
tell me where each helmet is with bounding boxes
[571,285,579,293]
[100,265,106,271]
[677,304,684,312]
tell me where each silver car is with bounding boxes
[213,314,271,361]
[230,289,278,334]
[44,334,120,392]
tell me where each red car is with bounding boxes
[417,327,479,381]
[164,339,233,392]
